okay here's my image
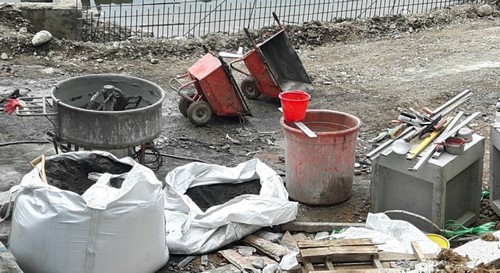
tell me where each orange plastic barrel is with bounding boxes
[280,110,361,205]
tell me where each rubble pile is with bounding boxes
[0,3,498,62]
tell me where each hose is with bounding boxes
[384,209,496,240]
[0,141,51,147]
[442,221,496,240]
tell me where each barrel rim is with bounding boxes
[280,109,361,136]
[50,74,166,115]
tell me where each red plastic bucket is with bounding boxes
[279,90,311,122]
[280,110,361,205]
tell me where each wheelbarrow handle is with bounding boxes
[168,74,197,102]
[243,28,257,48]
[229,58,252,77]
[168,73,189,90]
[272,12,283,29]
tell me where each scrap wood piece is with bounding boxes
[279,221,364,233]
[411,241,425,262]
[300,245,380,258]
[281,231,300,252]
[202,264,241,273]
[298,238,375,248]
[244,234,290,261]
[0,242,23,273]
[298,245,381,265]
[306,268,401,273]
[219,249,277,273]
[298,251,436,264]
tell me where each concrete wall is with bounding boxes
[16,2,81,40]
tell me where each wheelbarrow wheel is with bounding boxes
[240,78,260,99]
[178,97,191,117]
[187,100,212,126]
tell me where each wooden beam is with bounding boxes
[298,238,375,248]
[300,246,379,258]
[411,241,425,262]
[279,221,364,233]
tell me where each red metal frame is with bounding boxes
[230,48,282,99]
[170,52,250,117]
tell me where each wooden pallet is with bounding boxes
[297,239,403,273]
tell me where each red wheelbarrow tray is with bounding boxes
[235,28,313,99]
[187,53,251,116]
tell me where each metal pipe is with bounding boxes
[432,89,471,116]
[366,126,415,159]
[366,92,472,160]
[409,112,481,172]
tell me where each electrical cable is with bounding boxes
[150,151,212,164]
[0,141,51,147]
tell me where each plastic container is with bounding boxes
[427,233,450,249]
[279,90,311,122]
[280,110,361,205]
[445,137,465,155]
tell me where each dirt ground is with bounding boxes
[2,3,500,272]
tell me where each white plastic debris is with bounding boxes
[31,30,53,46]
[330,213,441,254]
[164,158,298,254]
[9,152,169,273]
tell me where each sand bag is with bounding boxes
[9,151,169,273]
[164,158,298,254]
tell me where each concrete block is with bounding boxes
[489,126,500,216]
[371,134,485,231]
[454,230,500,268]
[16,3,81,40]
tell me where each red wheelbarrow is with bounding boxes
[230,12,313,100]
[169,46,251,126]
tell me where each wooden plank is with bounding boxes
[244,235,289,261]
[303,258,315,273]
[280,221,364,233]
[411,241,425,262]
[202,264,241,273]
[309,269,400,273]
[298,254,375,264]
[298,252,436,264]
[219,249,277,273]
[298,238,375,248]
[300,246,379,258]
[372,255,383,269]
[381,252,436,261]
[325,259,335,270]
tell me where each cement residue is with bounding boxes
[45,154,131,195]
[185,180,261,212]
